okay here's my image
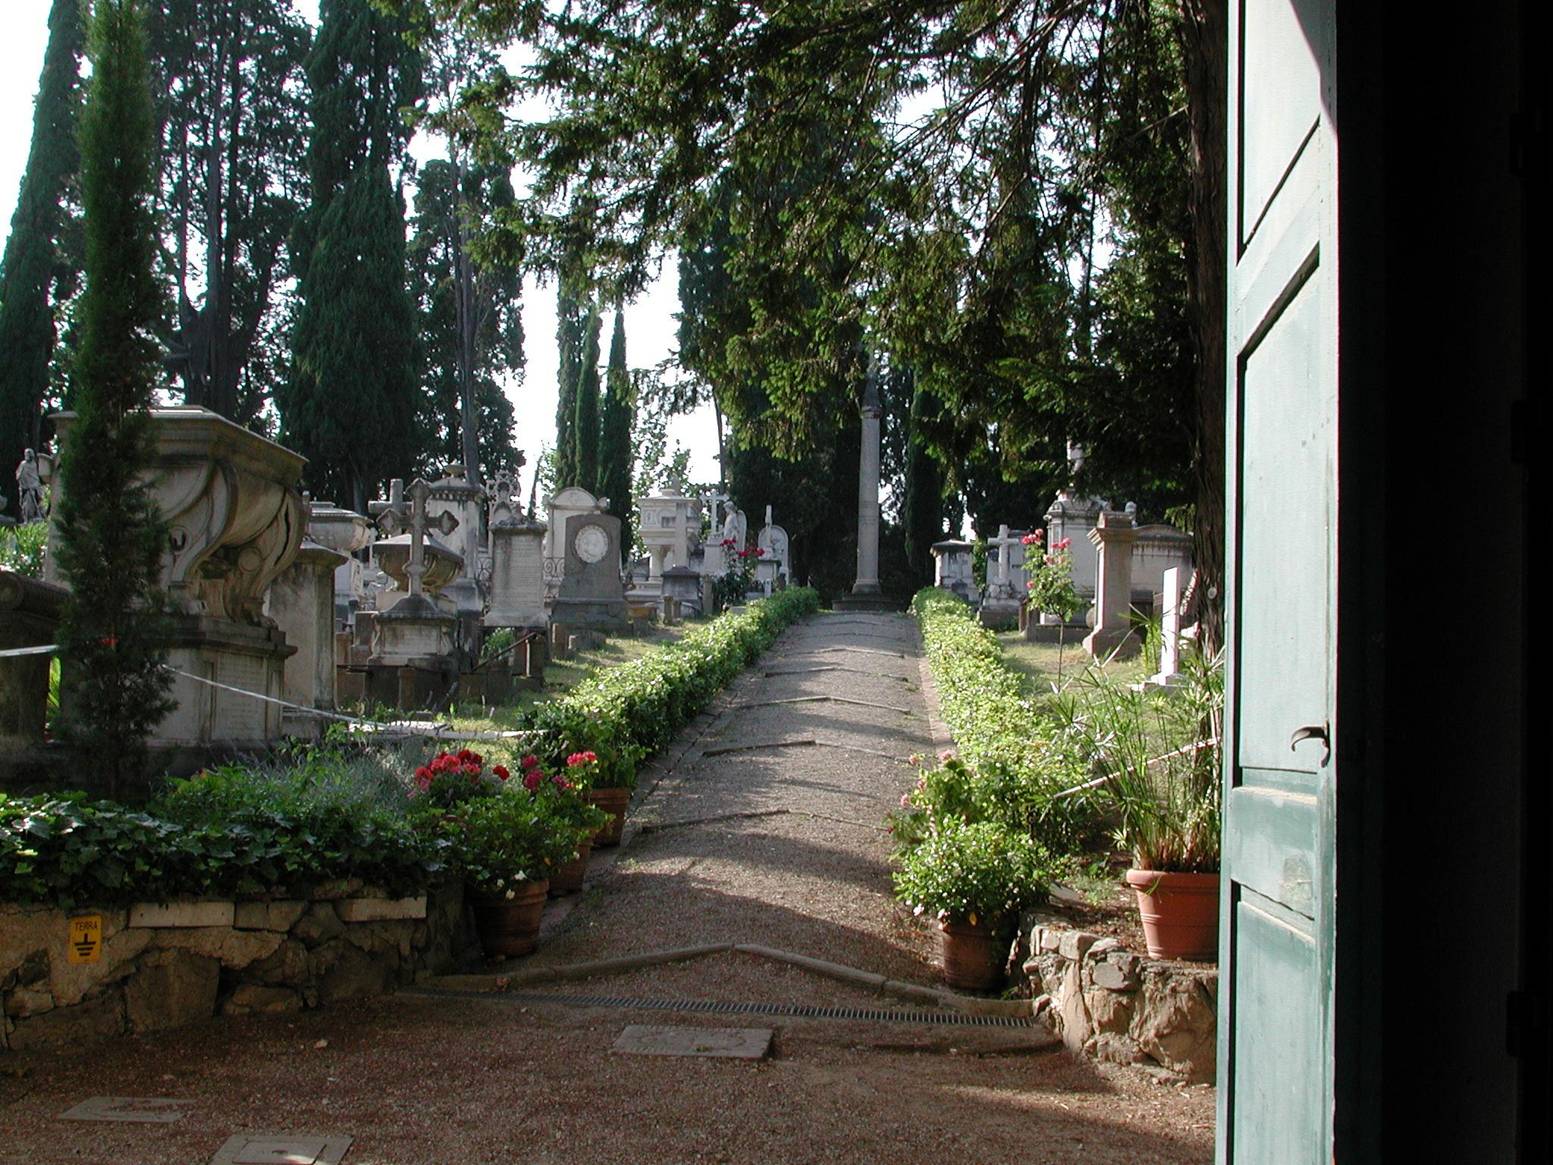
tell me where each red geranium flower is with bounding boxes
[522,769,543,792]
[521,753,540,770]
[493,765,510,781]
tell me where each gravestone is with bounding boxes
[1143,566,1191,690]
[1082,511,1139,659]
[756,506,790,595]
[423,464,489,653]
[552,512,628,630]
[1129,523,1195,615]
[485,502,548,632]
[1045,490,1106,616]
[978,525,1025,628]
[662,564,703,617]
[367,479,462,708]
[48,407,304,756]
[931,539,979,603]
[543,486,605,596]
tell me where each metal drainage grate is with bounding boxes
[407,986,1038,1029]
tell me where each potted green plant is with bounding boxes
[892,820,1052,990]
[554,749,632,847]
[1056,651,1224,961]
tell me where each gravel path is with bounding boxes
[0,612,1214,1164]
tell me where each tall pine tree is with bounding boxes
[597,308,634,562]
[570,307,602,493]
[54,0,174,794]
[279,0,422,511]
[0,0,85,515]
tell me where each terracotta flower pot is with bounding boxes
[470,880,550,957]
[938,916,1008,991]
[587,786,630,847]
[548,839,593,896]
[1125,868,1220,961]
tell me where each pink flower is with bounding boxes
[1054,537,1071,550]
[938,749,954,763]
[1021,531,1043,546]
[522,770,543,792]
[521,753,540,770]
[566,750,598,768]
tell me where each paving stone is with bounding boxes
[208,1134,352,1165]
[611,1024,773,1060]
[61,1096,194,1123]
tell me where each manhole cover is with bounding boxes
[208,1134,352,1165]
[612,1024,773,1060]
[62,1097,194,1123]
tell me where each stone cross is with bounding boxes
[987,524,1022,597]
[371,478,458,599]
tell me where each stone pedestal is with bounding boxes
[1083,512,1140,660]
[662,564,703,618]
[47,407,307,753]
[159,615,294,747]
[306,501,373,626]
[264,540,348,726]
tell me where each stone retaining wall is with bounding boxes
[1021,916,1217,1084]
[1,882,471,1053]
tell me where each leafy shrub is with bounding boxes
[911,588,1103,852]
[436,785,579,897]
[0,522,48,578]
[892,820,1052,930]
[519,588,819,788]
[1048,650,1224,872]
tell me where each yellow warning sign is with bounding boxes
[67,915,102,964]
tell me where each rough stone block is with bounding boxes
[317,942,390,1004]
[8,991,124,1050]
[125,950,219,1033]
[309,878,364,901]
[233,901,308,932]
[1057,930,1099,962]
[129,901,235,929]
[292,903,347,946]
[336,896,427,923]
[152,926,283,970]
[1090,956,1139,992]
[245,939,309,986]
[222,984,304,1016]
[1088,937,1122,956]
[1084,985,1135,1035]
[4,985,54,1018]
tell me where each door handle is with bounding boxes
[1289,723,1331,766]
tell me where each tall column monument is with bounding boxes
[837,357,895,610]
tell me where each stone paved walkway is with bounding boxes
[0,612,1214,1165]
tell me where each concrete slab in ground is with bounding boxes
[208,1133,352,1165]
[612,1024,773,1060]
[61,1096,194,1123]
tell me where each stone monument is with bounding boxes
[552,511,629,630]
[485,479,548,633]
[639,494,701,585]
[367,479,463,708]
[263,536,347,730]
[836,359,893,611]
[47,406,305,754]
[756,506,790,594]
[13,450,45,523]
[1143,565,1191,690]
[930,539,979,603]
[978,524,1026,628]
[543,485,606,596]
[1083,511,1140,660]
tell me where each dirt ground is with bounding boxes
[0,613,1214,1164]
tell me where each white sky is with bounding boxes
[0,0,722,505]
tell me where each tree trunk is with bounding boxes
[1179,0,1227,656]
[453,154,481,483]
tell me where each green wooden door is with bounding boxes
[1219,1,1337,1161]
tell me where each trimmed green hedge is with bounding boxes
[911,587,1099,852]
[522,588,820,786]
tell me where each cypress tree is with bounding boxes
[571,307,602,493]
[598,309,635,562]
[279,0,422,512]
[552,270,587,488]
[0,0,85,514]
[54,0,174,794]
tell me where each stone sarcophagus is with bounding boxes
[49,406,306,752]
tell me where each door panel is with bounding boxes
[1221,1,1338,1161]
